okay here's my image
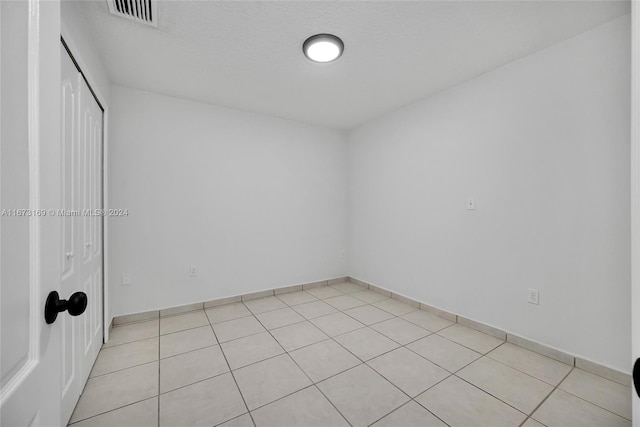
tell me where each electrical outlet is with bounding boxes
[189,266,198,277]
[467,197,475,210]
[122,273,132,286]
[527,288,539,305]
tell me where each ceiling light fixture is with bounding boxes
[303,34,344,63]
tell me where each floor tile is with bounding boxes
[344,305,395,325]
[159,373,246,427]
[310,312,365,337]
[104,320,159,347]
[305,286,344,299]
[160,325,217,358]
[243,296,287,314]
[212,316,266,342]
[251,386,349,427]
[318,364,409,427]
[370,317,430,345]
[330,282,366,294]
[457,357,553,414]
[289,339,361,382]
[532,389,630,427]
[70,362,159,423]
[373,299,417,316]
[487,342,572,386]
[575,358,631,386]
[221,331,284,370]
[401,310,453,332]
[270,321,329,352]
[559,368,631,420]
[521,418,546,427]
[255,307,304,330]
[324,295,367,311]
[275,291,318,306]
[218,414,254,427]
[371,401,447,427]
[368,347,449,397]
[351,290,390,304]
[292,300,338,319]
[205,303,252,324]
[234,354,312,410]
[90,338,158,377]
[70,397,158,427]
[160,310,209,335]
[407,334,481,372]
[416,375,526,427]
[160,345,228,393]
[334,327,399,361]
[437,324,503,354]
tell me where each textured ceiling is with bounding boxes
[78,1,630,130]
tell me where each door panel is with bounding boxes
[59,43,82,423]
[59,45,104,424]
[77,74,103,382]
[82,109,91,263]
[93,119,101,258]
[0,0,62,426]
[61,77,75,277]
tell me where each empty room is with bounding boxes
[1,0,639,426]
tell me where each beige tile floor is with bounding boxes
[69,282,632,427]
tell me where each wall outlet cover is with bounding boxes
[467,197,475,210]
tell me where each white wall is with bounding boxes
[348,16,631,372]
[61,1,110,105]
[109,86,348,316]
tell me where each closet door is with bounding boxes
[59,43,104,425]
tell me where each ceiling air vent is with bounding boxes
[107,0,157,28]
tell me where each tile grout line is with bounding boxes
[427,339,538,421]
[116,282,629,388]
[298,301,447,426]
[521,366,575,426]
[360,360,452,427]
[86,293,628,427]
[365,400,452,427]
[74,314,538,427]
[206,308,258,427]
[247,303,355,427]
[99,304,489,384]
[319,304,453,426]
[552,369,632,421]
[67,397,158,426]
[451,373,530,419]
[483,342,574,388]
[213,412,251,427]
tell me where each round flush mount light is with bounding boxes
[303,34,344,63]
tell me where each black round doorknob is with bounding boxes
[44,291,88,324]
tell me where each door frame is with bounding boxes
[59,26,111,342]
[632,3,639,425]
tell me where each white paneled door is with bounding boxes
[0,0,62,426]
[1,1,104,425]
[59,43,104,424]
